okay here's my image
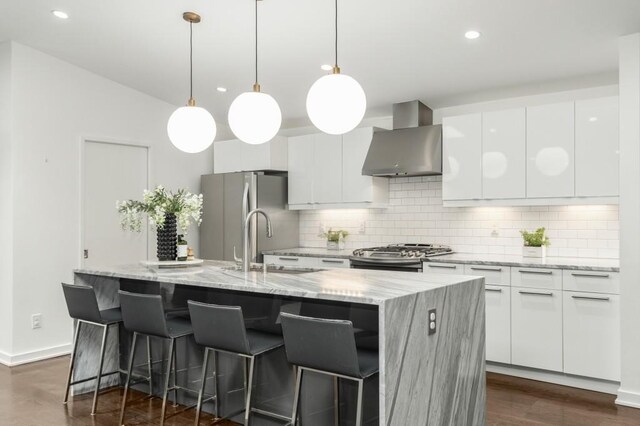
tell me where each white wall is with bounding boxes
[4,42,212,363]
[300,176,619,258]
[616,34,640,408]
[0,42,14,359]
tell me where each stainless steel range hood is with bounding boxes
[362,101,442,176]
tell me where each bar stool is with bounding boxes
[280,312,379,426]
[118,291,201,426]
[61,283,125,415]
[188,300,288,425]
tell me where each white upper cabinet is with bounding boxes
[287,134,316,205]
[482,108,526,199]
[575,97,619,197]
[442,113,482,201]
[313,133,343,204]
[214,136,288,174]
[526,102,575,198]
[287,128,389,209]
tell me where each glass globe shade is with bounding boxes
[306,73,366,135]
[167,106,216,153]
[228,91,282,145]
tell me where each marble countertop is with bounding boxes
[262,247,352,259]
[74,260,480,305]
[423,253,619,272]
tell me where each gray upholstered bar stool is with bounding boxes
[280,312,379,426]
[188,300,288,425]
[61,283,124,415]
[118,291,201,426]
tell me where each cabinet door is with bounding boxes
[442,114,482,200]
[563,292,620,381]
[287,135,315,205]
[511,287,563,372]
[423,262,464,274]
[342,127,374,202]
[313,134,343,204]
[482,108,526,199]
[485,285,511,363]
[526,102,575,198]
[575,97,619,197]
[213,139,244,173]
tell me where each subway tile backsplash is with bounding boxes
[299,176,620,259]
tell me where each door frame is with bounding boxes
[79,137,151,267]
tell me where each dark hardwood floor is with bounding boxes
[2,356,640,425]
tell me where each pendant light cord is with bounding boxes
[334,0,338,67]
[255,0,259,86]
[189,20,194,100]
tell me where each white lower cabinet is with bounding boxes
[484,285,511,364]
[511,287,563,372]
[563,291,620,381]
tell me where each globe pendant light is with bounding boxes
[167,12,217,153]
[306,0,366,135]
[228,0,282,145]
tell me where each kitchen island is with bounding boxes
[73,260,485,425]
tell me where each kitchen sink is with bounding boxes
[222,265,324,274]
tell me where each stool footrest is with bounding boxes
[69,370,120,386]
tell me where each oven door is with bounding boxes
[349,257,422,272]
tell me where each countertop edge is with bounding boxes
[422,257,619,272]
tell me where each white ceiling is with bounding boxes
[1,0,639,126]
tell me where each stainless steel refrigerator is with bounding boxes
[199,172,299,263]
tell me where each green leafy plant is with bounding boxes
[319,228,349,242]
[520,227,550,247]
[117,186,203,234]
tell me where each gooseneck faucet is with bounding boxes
[242,208,273,272]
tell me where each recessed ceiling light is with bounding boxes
[321,64,333,71]
[216,87,227,93]
[589,116,598,122]
[52,10,69,19]
[465,30,481,40]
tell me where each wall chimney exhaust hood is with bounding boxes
[362,101,442,177]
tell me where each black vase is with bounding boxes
[157,213,177,261]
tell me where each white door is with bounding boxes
[575,97,619,197]
[484,285,511,363]
[526,102,575,198]
[342,127,374,202]
[482,108,526,199]
[83,141,149,267]
[313,133,343,204]
[442,113,482,200]
[287,135,316,206]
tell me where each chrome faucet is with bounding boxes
[242,208,273,272]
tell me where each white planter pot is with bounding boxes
[327,241,345,250]
[523,246,546,258]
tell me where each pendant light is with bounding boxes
[306,0,366,135]
[228,0,282,145]
[167,12,217,153]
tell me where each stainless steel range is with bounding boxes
[350,243,453,272]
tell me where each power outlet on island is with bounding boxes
[428,309,436,335]
[31,313,42,329]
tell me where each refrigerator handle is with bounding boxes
[242,181,250,220]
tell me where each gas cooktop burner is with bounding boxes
[351,243,453,262]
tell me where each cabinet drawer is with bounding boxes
[317,257,349,269]
[563,270,619,295]
[465,265,511,286]
[263,255,318,268]
[511,287,563,372]
[511,267,562,290]
[485,285,511,364]
[423,262,464,274]
[563,291,620,381]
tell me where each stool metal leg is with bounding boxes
[355,378,364,426]
[119,332,139,426]
[160,338,175,426]
[63,320,82,404]
[90,324,109,415]
[147,336,153,396]
[244,356,255,426]
[212,350,219,417]
[333,376,340,426]
[291,367,303,426]
[172,342,178,406]
[194,347,210,425]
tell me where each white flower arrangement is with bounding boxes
[116,186,203,234]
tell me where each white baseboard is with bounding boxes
[616,388,640,408]
[487,362,620,395]
[0,343,71,367]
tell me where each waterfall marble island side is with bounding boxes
[73,261,486,425]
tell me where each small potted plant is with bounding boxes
[520,227,550,258]
[320,228,349,250]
